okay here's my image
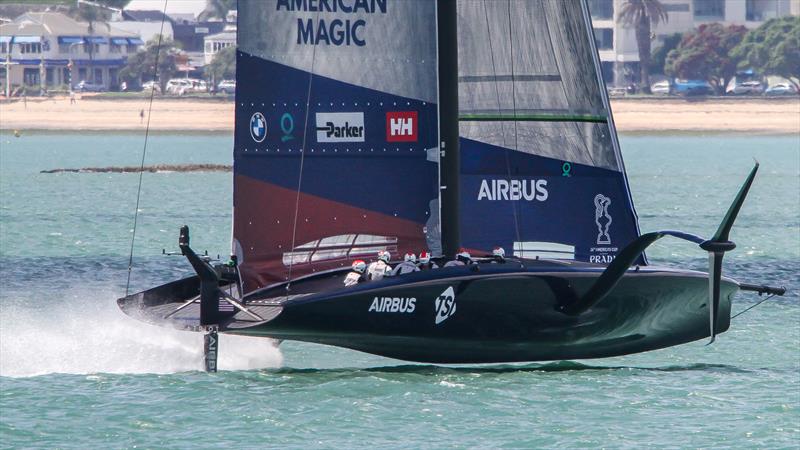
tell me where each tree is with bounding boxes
[618,0,668,94]
[665,23,748,94]
[68,1,129,83]
[205,45,236,87]
[119,36,180,92]
[731,16,800,90]
[650,32,681,75]
[201,0,237,21]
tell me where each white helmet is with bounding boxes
[492,246,505,258]
[404,252,416,263]
[352,260,366,273]
[418,251,431,264]
[456,249,471,261]
[378,250,391,263]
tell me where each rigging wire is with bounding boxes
[731,294,776,320]
[286,10,321,293]
[124,0,170,297]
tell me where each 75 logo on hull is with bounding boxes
[434,286,456,325]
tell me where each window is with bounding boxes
[20,43,42,54]
[126,44,138,53]
[694,0,725,19]
[110,44,121,53]
[23,68,39,86]
[63,67,71,84]
[0,43,6,54]
[588,0,614,20]
[46,68,54,86]
[746,0,779,21]
[594,28,614,50]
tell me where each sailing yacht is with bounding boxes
[118,0,783,371]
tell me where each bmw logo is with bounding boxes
[250,112,267,143]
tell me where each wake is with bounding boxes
[0,287,283,377]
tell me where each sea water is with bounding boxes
[0,132,798,449]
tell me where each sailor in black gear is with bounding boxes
[417,251,438,270]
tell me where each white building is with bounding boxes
[589,0,799,85]
[0,12,144,94]
[203,29,234,65]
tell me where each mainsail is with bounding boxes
[457,0,641,263]
[232,0,642,293]
[234,0,441,291]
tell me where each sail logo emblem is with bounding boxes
[250,112,267,143]
[386,111,418,142]
[594,194,612,245]
[315,112,365,143]
[434,286,456,325]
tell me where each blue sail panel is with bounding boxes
[459,139,640,263]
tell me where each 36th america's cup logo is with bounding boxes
[594,194,612,245]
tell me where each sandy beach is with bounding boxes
[1,95,798,134]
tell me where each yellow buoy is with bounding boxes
[13,130,21,138]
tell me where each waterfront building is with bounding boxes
[589,0,799,85]
[0,12,143,94]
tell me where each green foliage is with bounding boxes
[205,46,236,84]
[206,0,236,19]
[650,33,682,75]
[665,23,748,93]
[618,0,669,93]
[731,16,800,88]
[119,36,179,92]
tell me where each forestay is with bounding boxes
[456,0,642,263]
[233,0,441,292]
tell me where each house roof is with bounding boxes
[0,12,137,38]
[205,30,235,42]
[121,10,170,23]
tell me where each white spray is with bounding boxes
[0,287,283,378]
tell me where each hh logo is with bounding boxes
[386,111,418,142]
[434,286,456,325]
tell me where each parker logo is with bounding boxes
[315,112,365,142]
[434,286,456,325]
[368,297,416,313]
[477,179,548,201]
[386,111,418,142]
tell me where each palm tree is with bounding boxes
[618,0,668,94]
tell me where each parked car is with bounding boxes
[673,79,713,96]
[764,83,799,96]
[217,79,236,95]
[166,78,208,95]
[142,80,161,93]
[650,80,671,95]
[73,80,106,92]
[728,81,764,95]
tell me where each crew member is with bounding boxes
[417,251,438,270]
[392,253,420,276]
[366,250,392,281]
[344,260,366,287]
[491,246,506,263]
[444,249,472,267]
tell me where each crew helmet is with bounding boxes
[352,260,366,273]
[418,251,431,264]
[404,252,416,263]
[492,246,506,258]
[378,250,391,263]
[456,248,471,261]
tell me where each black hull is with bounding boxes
[118,263,736,364]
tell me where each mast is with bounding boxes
[437,0,460,257]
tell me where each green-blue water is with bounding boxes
[1,132,798,449]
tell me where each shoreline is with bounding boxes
[1,95,798,134]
